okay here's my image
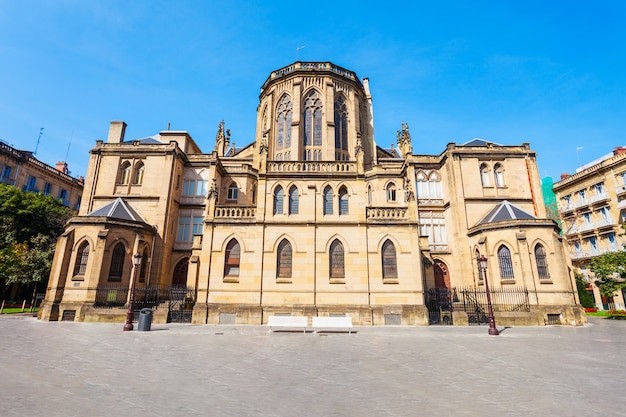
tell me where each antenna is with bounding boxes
[576,146,583,166]
[65,130,74,161]
[34,127,44,155]
[296,45,305,61]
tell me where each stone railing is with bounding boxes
[570,246,622,260]
[430,244,450,253]
[417,198,444,206]
[266,62,358,83]
[267,161,356,174]
[589,192,609,204]
[214,206,256,219]
[366,207,408,219]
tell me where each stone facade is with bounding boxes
[0,141,83,210]
[553,147,626,310]
[39,62,585,326]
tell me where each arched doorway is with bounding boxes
[172,258,189,287]
[428,260,453,325]
[434,260,450,289]
[169,258,193,323]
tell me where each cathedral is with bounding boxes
[39,62,585,326]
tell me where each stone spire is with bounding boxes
[396,122,413,156]
[214,121,229,156]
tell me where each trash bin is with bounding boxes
[137,308,153,331]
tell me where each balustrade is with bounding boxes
[267,161,356,174]
[214,206,256,219]
[366,207,408,219]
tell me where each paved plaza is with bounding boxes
[1,315,625,417]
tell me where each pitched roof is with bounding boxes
[475,200,535,226]
[87,198,147,223]
[124,134,164,144]
[461,138,503,147]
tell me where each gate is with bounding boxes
[426,288,454,325]
[461,289,488,325]
[168,286,195,323]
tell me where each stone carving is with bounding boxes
[207,178,218,200]
[396,122,413,155]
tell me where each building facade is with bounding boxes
[40,62,584,326]
[553,148,626,310]
[0,141,83,210]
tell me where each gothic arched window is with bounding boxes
[274,186,284,215]
[334,95,348,160]
[303,90,323,160]
[276,95,292,153]
[119,161,131,185]
[277,239,292,279]
[133,162,145,185]
[73,241,90,276]
[382,240,398,279]
[323,186,333,215]
[480,164,491,187]
[386,183,397,202]
[497,245,514,280]
[224,239,241,277]
[329,239,345,279]
[494,163,504,187]
[289,186,299,215]
[535,244,550,280]
[109,243,126,281]
[139,248,149,283]
[339,186,349,215]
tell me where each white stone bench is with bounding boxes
[312,316,353,333]
[267,315,308,333]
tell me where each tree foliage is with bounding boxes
[0,184,73,296]
[574,272,595,308]
[588,251,626,298]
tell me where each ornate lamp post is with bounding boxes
[477,254,499,336]
[123,252,142,331]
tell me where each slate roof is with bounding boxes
[461,138,503,147]
[475,200,535,226]
[123,135,164,144]
[87,198,147,223]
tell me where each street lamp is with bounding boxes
[123,252,142,331]
[477,254,499,336]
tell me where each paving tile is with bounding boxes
[1,316,625,416]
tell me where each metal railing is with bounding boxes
[454,286,530,313]
[93,285,193,310]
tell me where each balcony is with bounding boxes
[560,203,574,213]
[430,244,450,253]
[266,161,356,175]
[616,185,626,196]
[570,246,622,260]
[417,198,445,207]
[366,207,408,220]
[214,206,256,221]
[595,217,616,229]
[571,198,589,210]
[589,192,609,204]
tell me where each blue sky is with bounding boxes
[1,1,624,181]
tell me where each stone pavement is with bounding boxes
[1,315,625,417]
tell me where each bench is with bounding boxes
[311,316,353,333]
[267,315,308,333]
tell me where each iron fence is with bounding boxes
[93,285,192,310]
[454,286,530,313]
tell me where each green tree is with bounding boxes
[574,272,595,308]
[0,184,73,300]
[588,251,626,298]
